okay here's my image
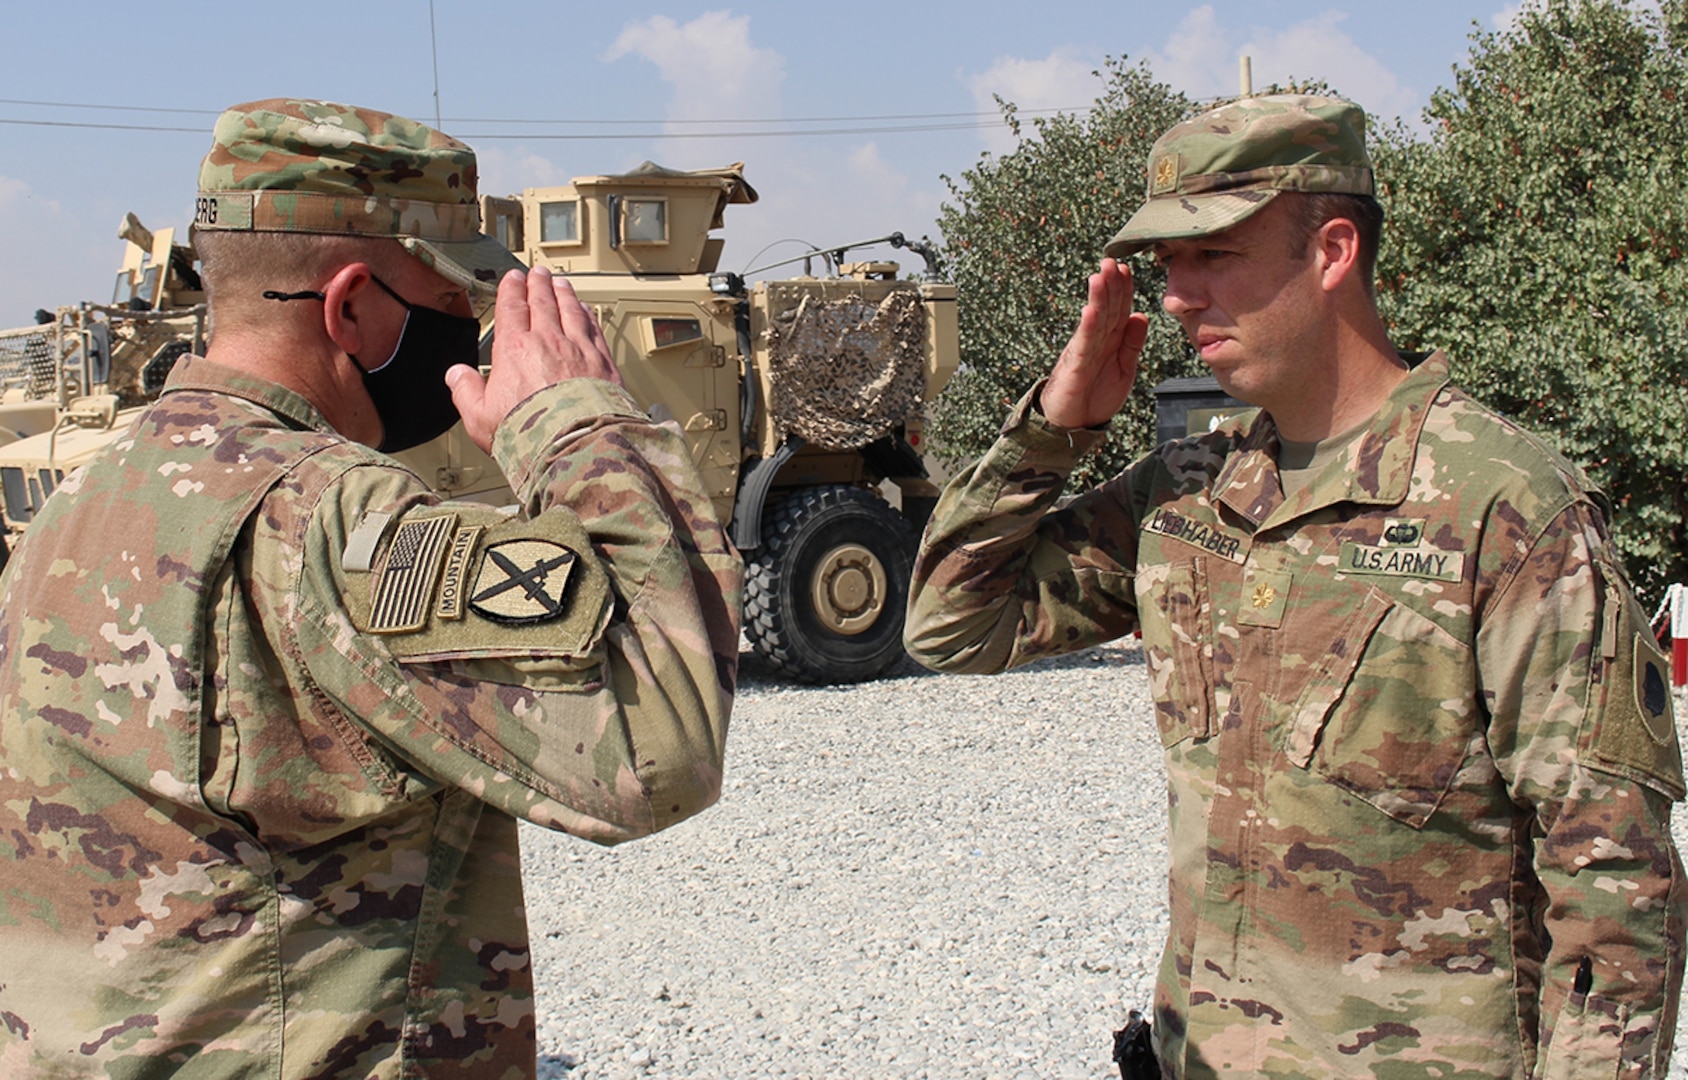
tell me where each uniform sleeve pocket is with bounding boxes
[1287,589,1480,829]
[1135,559,1213,747]
[1539,990,1626,1080]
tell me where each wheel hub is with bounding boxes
[810,543,887,635]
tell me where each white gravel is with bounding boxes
[521,646,1688,1080]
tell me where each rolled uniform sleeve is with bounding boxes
[278,378,742,845]
[905,382,1143,673]
[1478,498,1686,1078]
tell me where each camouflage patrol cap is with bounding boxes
[1103,94,1373,259]
[193,98,522,297]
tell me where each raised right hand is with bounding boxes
[447,265,622,452]
[1039,259,1150,430]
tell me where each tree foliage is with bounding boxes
[931,4,1688,599]
[929,59,1202,490]
[1373,0,1688,597]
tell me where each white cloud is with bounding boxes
[1146,6,1235,102]
[964,48,1104,154]
[605,11,785,123]
[515,13,936,284]
[0,176,105,330]
[1240,12,1420,123]
[602,11,788,189]
[0,176,52,213]
[1490,1,1528,30]
[724,145,943,281]
[1144,6,1419,124]
[474,145,578,201]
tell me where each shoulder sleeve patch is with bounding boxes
[368,514,457,632]
[346,504,611,664]
[1588,586,1685,801]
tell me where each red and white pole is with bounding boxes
[1666,584,1688,688]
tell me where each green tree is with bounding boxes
[1374,0,1688,597]
[929,59,1201,488]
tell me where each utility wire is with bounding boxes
[0,116,1021,139]
[0,118,206,133]
[0,96,1081,133]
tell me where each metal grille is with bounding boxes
[0,324,61,400]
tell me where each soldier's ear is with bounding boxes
[1314,218,1363,295]
[322,263,377,360]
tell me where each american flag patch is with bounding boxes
[368,514,457,633]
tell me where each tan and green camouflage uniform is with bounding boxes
[0,101,741,1078]
[907,96,1685,1079]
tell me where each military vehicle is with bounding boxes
[416,163,959,683]
[0,215,206,573]
[0,165,957,685]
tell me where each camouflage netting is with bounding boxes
[765,290,927,452]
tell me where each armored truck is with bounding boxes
[415,163,959,683]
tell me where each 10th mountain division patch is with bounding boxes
[467,539,579,625]
[366,516,580,633]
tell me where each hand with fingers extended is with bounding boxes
[447,265,623,452]
[1040,258,1151,430]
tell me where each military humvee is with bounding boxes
[0,165,957,685]
[0,214,206,572]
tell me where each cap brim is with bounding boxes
[1103,189,1280,259]
[403,234,527,299]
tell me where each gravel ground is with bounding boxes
[521,645,1688,1080]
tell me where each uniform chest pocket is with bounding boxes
[1284,587,1480,828]
[1135,559,1214,747]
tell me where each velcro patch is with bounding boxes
[468,540,579,625]
[1338,542,1464,583]
[1378,518,1428,547]
[194,191,254,230]
[1590,616,1685,800]
[1143,507,1245,564]
[1237,568,1292,628]
[435,525,484,621]
[1151,154,1181,195]
[368,514,457,633]
[342,510,394,573]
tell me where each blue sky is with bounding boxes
[0,0,1535,328]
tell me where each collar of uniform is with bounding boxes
[159,354,336,434]
[1213,350,1451,528]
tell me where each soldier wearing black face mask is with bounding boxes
[262,274,482,452]
[0,98,741,1078]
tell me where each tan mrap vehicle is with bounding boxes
[0,214,206,572]
[403,162,959,683]
[0,167,957,685]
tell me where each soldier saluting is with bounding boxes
[907,95,1685,1078]
[0,99,740,1076]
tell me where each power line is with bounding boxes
[0,117,206,133]
[446,108,1057,126]
[0,96,1083,135]
[0,115,1020,140]
[0,97,220,116]
[461,120,1009,140]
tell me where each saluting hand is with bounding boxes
[1040,259,1150,430]
[447,265,622,452]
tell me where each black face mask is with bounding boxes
[263,274,481,452]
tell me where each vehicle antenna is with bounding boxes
[429,0,443,129]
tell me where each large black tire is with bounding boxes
[744,484,917,684]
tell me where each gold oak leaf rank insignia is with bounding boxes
[468,539,579,625]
